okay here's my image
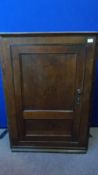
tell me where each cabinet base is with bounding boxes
[11,146,87,153]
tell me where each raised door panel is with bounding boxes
[21,53,76,110]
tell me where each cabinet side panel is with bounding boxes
[79,37,96,147]
[0,38,18,145]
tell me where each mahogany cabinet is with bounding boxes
[0,33,96,152]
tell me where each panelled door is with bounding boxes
[10,40,86,146]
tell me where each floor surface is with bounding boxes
[0,128,98,175]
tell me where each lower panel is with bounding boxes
[11,118,88,152]
[24,119,72,138]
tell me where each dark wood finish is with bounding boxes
[0,33,96,152]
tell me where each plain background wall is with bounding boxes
[0,0,98,32]
[0,0,98,127]
[91,59,98,126]
[0,67,7,128]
